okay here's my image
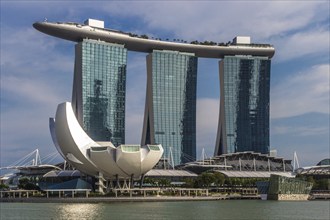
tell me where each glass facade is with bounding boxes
[142,50,197,165]
[216,55,271,155]
[73,39,127,146]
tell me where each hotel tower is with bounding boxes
[141,50,198,165]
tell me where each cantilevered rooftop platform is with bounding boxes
[33,20,275,58]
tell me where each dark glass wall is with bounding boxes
[74,39,127,146]
[217,56,270,155]
[143,50,197,165]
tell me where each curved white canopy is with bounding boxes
[52,102,163,179]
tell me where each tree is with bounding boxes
[0,183,9,190]
[314,179,330,190]
[18,177,39,190]
[140,34,149,39]
[213,172,225,187]
[196,172,216,188]
[183,178,195,188]
[307,176,316,185]
[143,177,156,186]
[158,178,171,188]
[225,178,232,186]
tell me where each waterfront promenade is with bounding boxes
[1,194,264,203]
[0,186,263,203]
[1,187,328,203]
[0,195,228,203]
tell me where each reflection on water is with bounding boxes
[1,201,329,220]
[56,203,102,219]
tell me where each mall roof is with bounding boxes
[317,158,330,166]
[216,171,295,178]
[145,169,197,177]
[43,170,81,178]
[296,165,330,176]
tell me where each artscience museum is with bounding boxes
[50,102,163,193]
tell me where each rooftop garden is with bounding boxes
[127,32,272,47]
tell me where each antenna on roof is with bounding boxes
[201,148,208,165]
[293,151,300,170]
[169,147,174,170]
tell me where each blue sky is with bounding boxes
[1,1,329,170]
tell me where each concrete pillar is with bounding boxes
[115,174,120,189]
[225,158,227,171]
[140,174,145,188]
[130,174,134,189]
[98,172,105,195]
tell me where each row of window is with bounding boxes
[148,51,197,165]
[219,56,270,154]
[79,40,127,145]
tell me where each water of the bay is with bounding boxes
[1,200,329,220]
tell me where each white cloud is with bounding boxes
[271,64,330,118]
[1,26,73,91]
[1,25,73,166]
[275,143,329,167]
[1,27,72,95]
[272,125,329,136]
[126,53,147,110]
[92,1,330,65]
[125,53,147,144]
[273,27,329,61]
[2,75,62,105]
[196,98,219,157]
[99,1,327,41]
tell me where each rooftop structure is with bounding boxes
[295,159,330,178]
[233,36,251,44]
[33,21,275,58]
[317,159,330,166]
[296,165,330,176]
[179,151,293,177]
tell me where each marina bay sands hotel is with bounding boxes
[34,19,275,166]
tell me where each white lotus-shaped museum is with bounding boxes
[49,102,163,180]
